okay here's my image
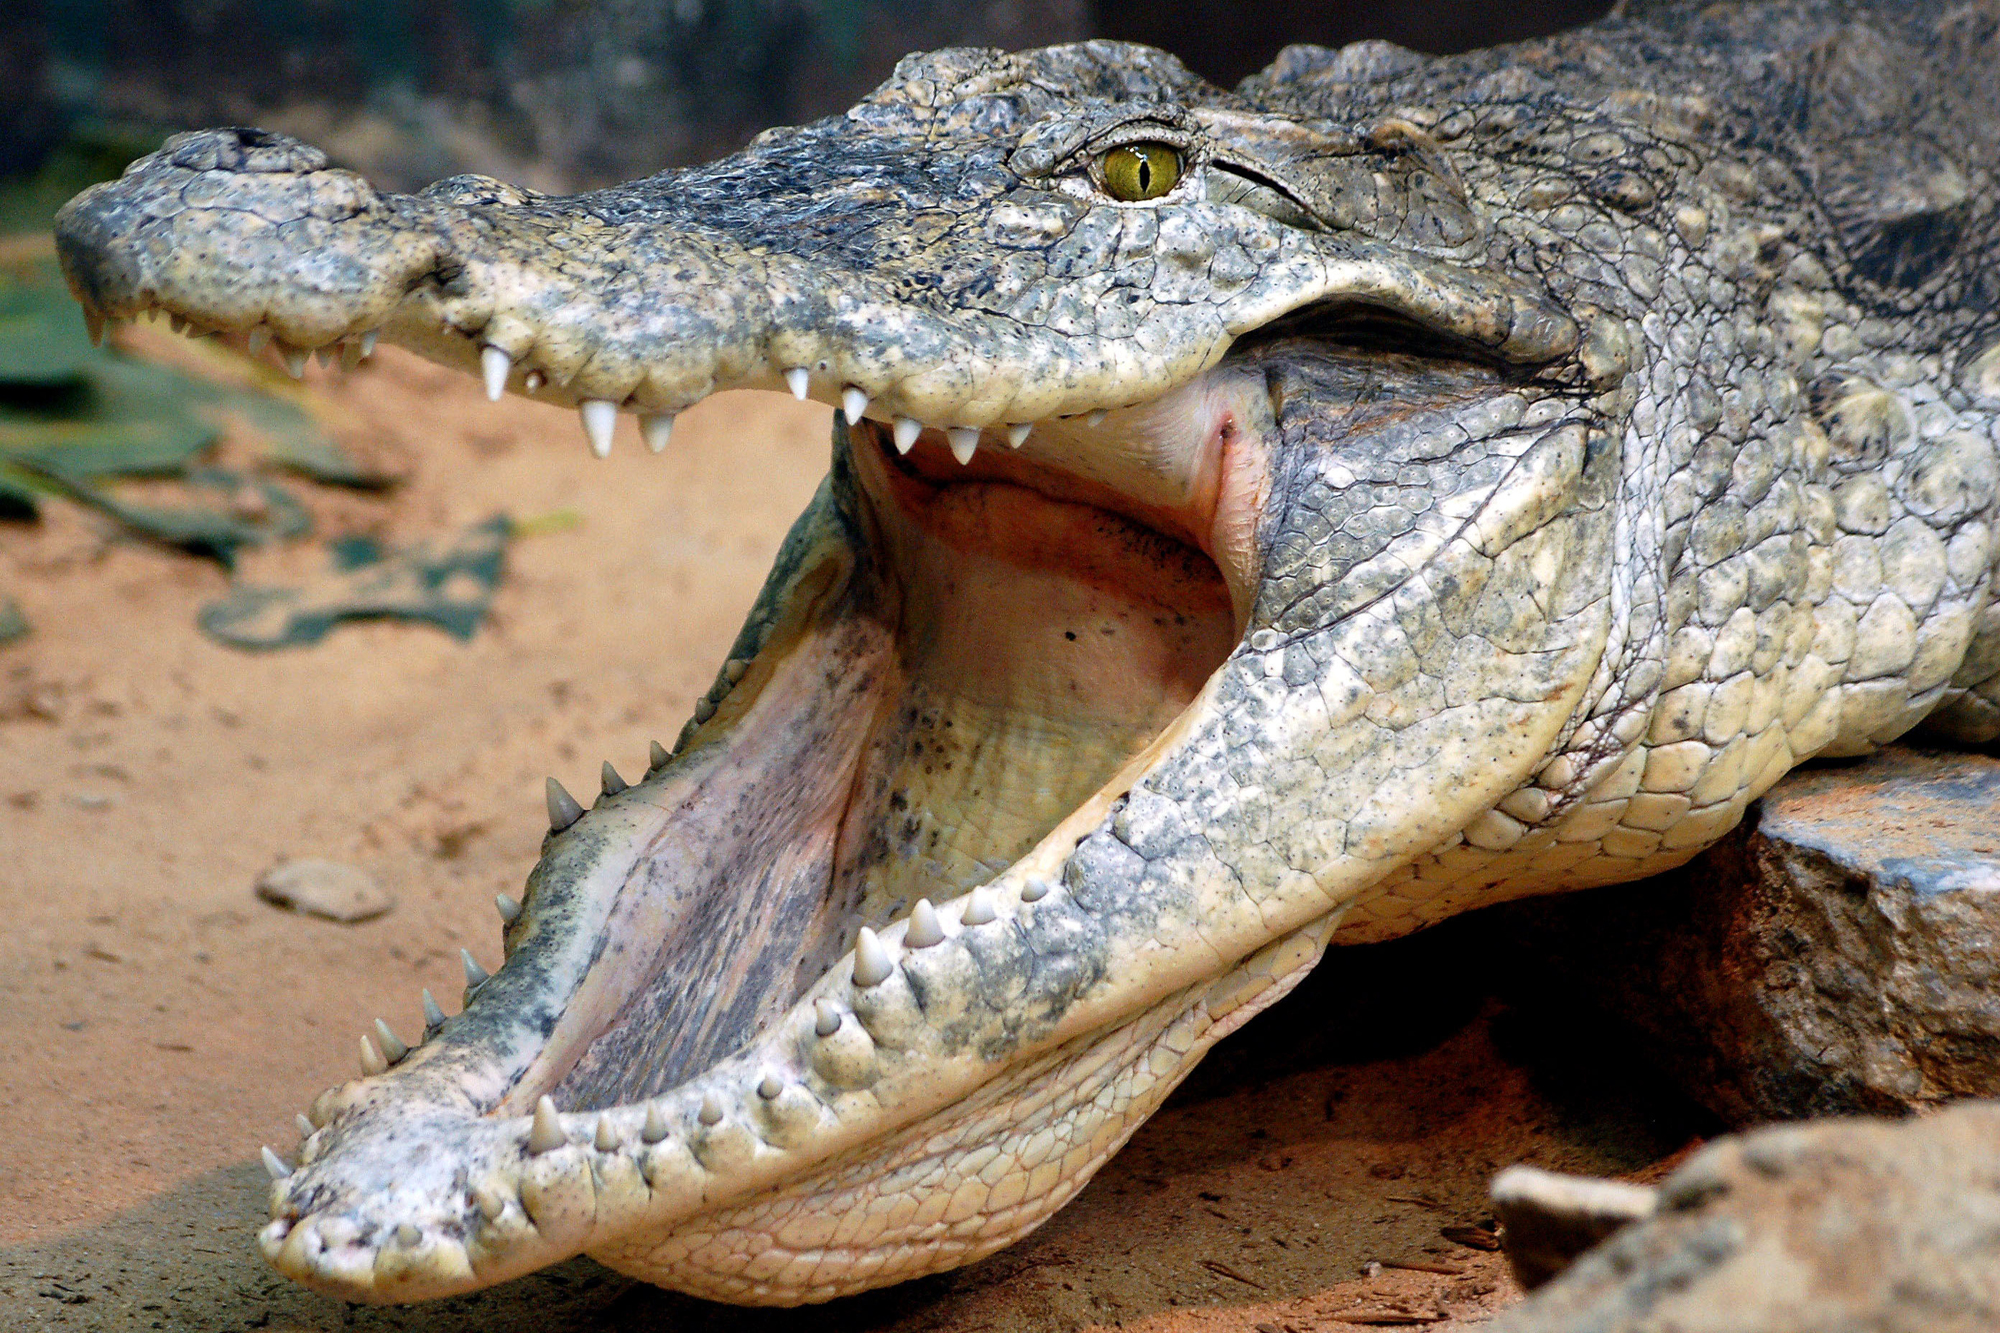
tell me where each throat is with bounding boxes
[827,472,1236,934]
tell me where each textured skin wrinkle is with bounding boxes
[49,0,2000,1309]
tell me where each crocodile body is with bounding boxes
[53,0,2000,1307]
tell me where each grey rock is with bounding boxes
[1505,746,2000,1125]
[255,858,393,924]
[1490,1101,2000,1332]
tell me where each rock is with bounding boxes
[1502,745,2000,1125]
[1488,1101,2000,1332]
[255,858,392,923]
[1491,1165,1658,1290]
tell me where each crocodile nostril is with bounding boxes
[163,127,330,175]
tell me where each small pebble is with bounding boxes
[255,858,393,923]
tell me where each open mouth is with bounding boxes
[521,367,1275,1118]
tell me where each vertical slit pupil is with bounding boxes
[1137,158,1152,192]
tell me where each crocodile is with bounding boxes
[51,0,2000,1309]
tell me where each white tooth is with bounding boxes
[698,1091,724,1126]
[600,761,627,797]
[640,413,675,453]
[784,367,810,401]
[524,370,546,393]
[594,1116,620,1152]
[648,739,670,771]
[814,997,842,1037]
[422,988,447,1029]
[296,1113,315,1139]
[481,346,511,402]
[1007,423,1031,448]
[527,1095,566,1154]
[757,1074,783,1100]
[374,1019,408,1064]
[1020,876,1051,902]
[359,330,379,359]
[546,776,585,832]
[359,1034,388,1077]
[461,948,490,990]
[947,427,979,464]
[282,347,307,378]
[961,886,998,926]
[906,898,945,948]
[314,346,335,369]
[170,314,187,335]
[1087,409,1108,427]
[841,386,870,423]
[853,925,894,987]
[247,325,271,354]
[580,399,617,457]
[495,893,521,924]
[893,418,922,454]
[642,1103,669,1143]
[262,1146,290,1180]
[473,1182,507,1220]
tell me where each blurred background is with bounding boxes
[5,0,1611,201]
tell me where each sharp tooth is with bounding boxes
[600,761,627,797]
[757,1074,783,1100]
[261,1146,290,1180]
[546,776,585,832]
[422,988,448,1029]
[1007,423,1031,448]
[481,346,511,402]
[648,739,670,771]
[461,948,490,990]
[841,386,870,422]
[360,330,379,359]
[340,338,365,371]
[527,1096,566,1154]
[1020,876,1050,902]
[642,1103,669,1143]
[961,886,998,926]
[314,346,335,369]
[814,997,842,1037]
[580,399,617,457]
[724,658,748,684]
[784,367,810,401]
[1087,409,1108,426]
[393,1222,421,1247]
[594,1116,620,1152]
[906,898,945,948]
[373,1019,408,1064]
[692,697,716,723]
[698,1091,724,1126]
[84,311,105,345]
[170,314,187,335]
[853,925,894,987]
[640,413,675,453]
[281,346,307,378]
[524,370,545,392]
[947,427,979,464]
[893,417,922,454]
[296,1113,315,1139]
[495,893,521,924]
[359,1034,388,1077]
[247,325,271,354]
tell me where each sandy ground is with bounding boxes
[0,333,1709,1331]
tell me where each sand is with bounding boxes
[0,333,1705,1331]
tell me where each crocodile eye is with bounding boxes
[1101,143,1182,202]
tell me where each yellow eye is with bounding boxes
[1101,143,1182,202]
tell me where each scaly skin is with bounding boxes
[52,0,2000,1308]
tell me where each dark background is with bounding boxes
[3,0,1612,199]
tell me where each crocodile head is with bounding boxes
[55,39,1636,1305]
